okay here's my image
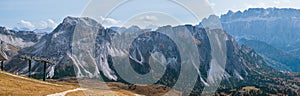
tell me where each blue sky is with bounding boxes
[1,0,300,30]
[0,0,89,29]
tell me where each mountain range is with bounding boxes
[200,8,300,72]
[0,8,299,95]
[0,27,40,48]
[0,15,297,95]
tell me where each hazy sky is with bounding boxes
[1,0,300,29]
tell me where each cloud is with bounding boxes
[38,19,57,28]
[18,20,35,29]
[16,19,58,31]
[123,13,180,29]
[138,15,158,22]
[123,15,160,28]
[99,16,121,26]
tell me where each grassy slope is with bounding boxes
[74,79,182,96]
[0,71,156,96]
[0,71,76,95]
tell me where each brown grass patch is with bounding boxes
[77,79,182,96]
[65,89,137,96]
[0,71,183,96]
[0,71,76,95]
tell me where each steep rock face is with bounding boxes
[13,30,40,42]
[155,26,251,82]
[0,27,40,48]
[0,40,19,61]
[5,17,108,78]
[0,41,8,61]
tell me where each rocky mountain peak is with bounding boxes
[62,16,101,26]
[0,26,40,48]
[0,26,12,35]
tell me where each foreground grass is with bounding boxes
[0,71,182,96]
[65,89,138,96]
[0,71,76,95]
[76,79,182,96]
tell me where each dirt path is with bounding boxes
[47,88,87,96]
